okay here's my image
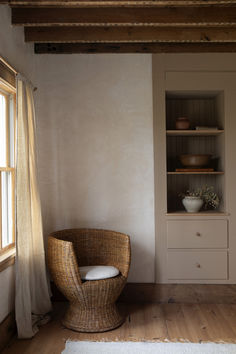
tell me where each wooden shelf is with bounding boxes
[167,171,224,175]
[166,129,224,136]
[166,211,229,216]
[165,93,225,220]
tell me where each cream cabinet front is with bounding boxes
[153,67,236,283]
[167,220,228,249]
[167,250,228,280]
[167,219,228,281]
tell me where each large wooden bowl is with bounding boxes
[179,154,211,168]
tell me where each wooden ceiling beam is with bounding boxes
[8,0,236,53]
[12,6,236,26]
[34,42,236,53]
[8,1,236,7]
[25,26,236,42]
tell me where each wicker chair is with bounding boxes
[47,228,131,332]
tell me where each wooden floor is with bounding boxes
[3,302,236,354]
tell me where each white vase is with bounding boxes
[182,196,203,213]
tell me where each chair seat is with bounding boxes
[79,265,119,280]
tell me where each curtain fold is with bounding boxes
[15,74,52,339]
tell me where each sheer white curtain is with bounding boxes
[15,74,52,338]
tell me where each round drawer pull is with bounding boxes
[196,263,201,268]
[196,232,201,237]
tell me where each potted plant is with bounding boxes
[179,185,220,213]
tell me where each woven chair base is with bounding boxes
[62,303,124,332]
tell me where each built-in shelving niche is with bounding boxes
[166,90,225,213]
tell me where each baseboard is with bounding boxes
[0,312,16,352]
[119,283,236,304]
[51,281,236,304]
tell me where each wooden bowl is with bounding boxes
[179,154,211,168]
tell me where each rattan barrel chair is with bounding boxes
[48,228,131,332]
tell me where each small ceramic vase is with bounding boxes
[182,196,203,213]
[175,117,190,130]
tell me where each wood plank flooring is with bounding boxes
[3,302,236,354]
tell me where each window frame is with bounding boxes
[0,78,16,271]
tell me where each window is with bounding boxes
[0,80,16,255]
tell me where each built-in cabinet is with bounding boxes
[153,69,236,284]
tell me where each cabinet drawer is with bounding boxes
[167,251,228,280]
[167,220,228,249]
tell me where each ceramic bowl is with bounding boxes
[179,154,211,167]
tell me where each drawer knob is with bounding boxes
[196,263,201,268]
[196,232,201,237]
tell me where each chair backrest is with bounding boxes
[49,228,131,278]
[47,236,82,301]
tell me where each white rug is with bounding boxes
[62,341,236,354]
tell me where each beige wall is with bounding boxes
[0,266,15,321]
[0,5,34,323]
[35,54,155,282]
[0,6,34,79]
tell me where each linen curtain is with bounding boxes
[15,75,51,338]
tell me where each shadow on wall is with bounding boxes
[126,239,155,283]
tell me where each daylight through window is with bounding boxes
[0,81,15,254]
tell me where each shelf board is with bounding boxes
[166,211,229,216]
[166,129,224,136]
[167,171,224,175]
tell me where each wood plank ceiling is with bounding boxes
[4,0,236,53]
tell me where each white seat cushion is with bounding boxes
[79,265,120,281]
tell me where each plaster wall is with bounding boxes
[0,5,34,323]
[35,54,155,282]
[0,266,15,322]
[0,6,34,79]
